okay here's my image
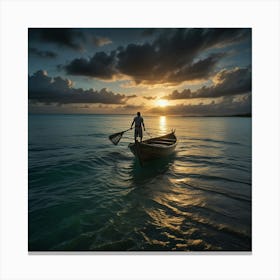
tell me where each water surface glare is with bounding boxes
[29,114,251,251]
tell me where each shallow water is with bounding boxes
[28,114,251,251]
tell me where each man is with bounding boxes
[131,112,145,142]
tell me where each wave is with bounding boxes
[178,155,249,172]
[186,137,242,146]
[142,197,251,250]
[182,181,251,202]
[173,172,251,187]
[29,146,63,152]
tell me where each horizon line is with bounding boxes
[28,112,252,117]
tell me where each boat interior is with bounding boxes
[145,137,176,146]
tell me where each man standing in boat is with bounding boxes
[131,112,145,142]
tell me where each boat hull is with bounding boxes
[128,131,177,163]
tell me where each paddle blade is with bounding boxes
[109,131,124,145]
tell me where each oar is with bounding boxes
[109,128,131,145]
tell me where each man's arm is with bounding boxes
[130,119,135,129]
[142,119,145,131]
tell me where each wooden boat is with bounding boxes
[128,130,177,164]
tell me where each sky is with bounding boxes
[28,28,252,116]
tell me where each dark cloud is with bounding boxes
[119,104,145,110]
[205,28,250,47]
[113,104,146,114]
[129,28,249,84]
[166,67,251,99]
[117,43,158,83]
[124,94,137,100]
[64,51,117,79]
[29,28,85,50]
[29,70,128,104]
[143,96,156,100]
[63,28,250,85]
[29,47,57,58]
[148,94,251,116]
[92,36,112,47]
[165,53,224,84]
[116,30,225,85]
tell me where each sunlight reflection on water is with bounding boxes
[159,116,167,134]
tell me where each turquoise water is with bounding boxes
[28,114,251,251]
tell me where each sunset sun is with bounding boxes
[156,99,169,108]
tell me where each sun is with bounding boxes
[156,99,169,108]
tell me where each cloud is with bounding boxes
[29,70,128,104]
[112,104,146,114]
[163,53,224,84]
[165,67,251,99]
[92,36,112,47]
[118,104,145,110]
[116,28,249,85]
[115,37,222,85]
[116,43,158,83]
[209,28,251,47]
[143,96,156,100]
[63,28,250,85]
[64,51,117,79]
[29,28,85,50]
[29,47,57,58]
[148,94,251,116]
[124,94,137,100]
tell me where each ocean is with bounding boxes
[28,114,251,251]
